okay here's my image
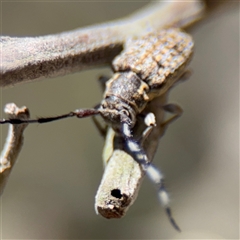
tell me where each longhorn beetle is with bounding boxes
[0,28,194,231]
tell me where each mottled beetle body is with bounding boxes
[100,28,193,133]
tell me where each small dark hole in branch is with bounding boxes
[111,189,122,199]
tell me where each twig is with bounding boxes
[0,103,29,195]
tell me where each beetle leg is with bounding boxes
[98,75,110,92]
[91,103,108,138]
[161,103,183,129]
[92,115,108,138]
[140,112,157,145]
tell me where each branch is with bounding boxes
[0,1,204,87]
[0,103,30,195]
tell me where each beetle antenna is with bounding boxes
[0,108,99,125]
[122,122,150,169]
[122,122,181,231]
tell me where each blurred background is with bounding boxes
[1,1,239,239]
